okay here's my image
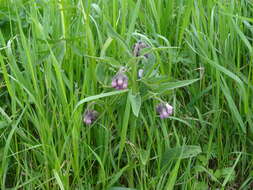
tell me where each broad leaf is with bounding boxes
[146,78,199,94]
[128,90,141,117]
[161,145,202,167]
[74,90,128,112]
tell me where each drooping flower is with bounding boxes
[133,41,149,58]
[83,109,98,125]
[111,72,128,90]
[156,103,173,119]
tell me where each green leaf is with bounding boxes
[107,165,129,188]
[215,167,235,181]
[95,62,113,85]
[194,166,221,183]
[109,187,137,190]
[139,149,149,165]
[146,78,199,94]
[194,181,209,190]
[96,62,106,84]
[100,37,113,57]
[85,144,106,183]
[53,170,65,190]
[74,90,128,112]
[126,0,141,43]
[202,56,249,113]
[83,54,121,67]
[221,77,246,133]
[222,153,241,187]
[128,90,141,117]
[165,157,181,190]
[161,145,202,167]
[118,95,131,163]
[106,22,131,56]
[1,106,27,189]
[165,143,185,190]
[231,19,252,53]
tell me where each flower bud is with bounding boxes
[138,69,144,79]
[133,41,149,58]
[165,103,173,115]
[111,80,117,88]
[83,109,98,125]
[156,103,173,119]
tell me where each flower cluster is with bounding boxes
[133,41,149,58]
[133,41,149,79]
[111,72,128,90]
[83,109,98,125]
[156,103,173,119]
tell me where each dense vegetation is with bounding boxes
[0,0,253,189]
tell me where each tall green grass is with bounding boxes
[0,0,253,189]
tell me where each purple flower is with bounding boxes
[133,41,149,58]
[111,72,128,90]
[83,109,98,125]
[156,103,173,119]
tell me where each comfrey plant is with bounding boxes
[79,39,198,125]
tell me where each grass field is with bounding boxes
[0,0,253,189]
